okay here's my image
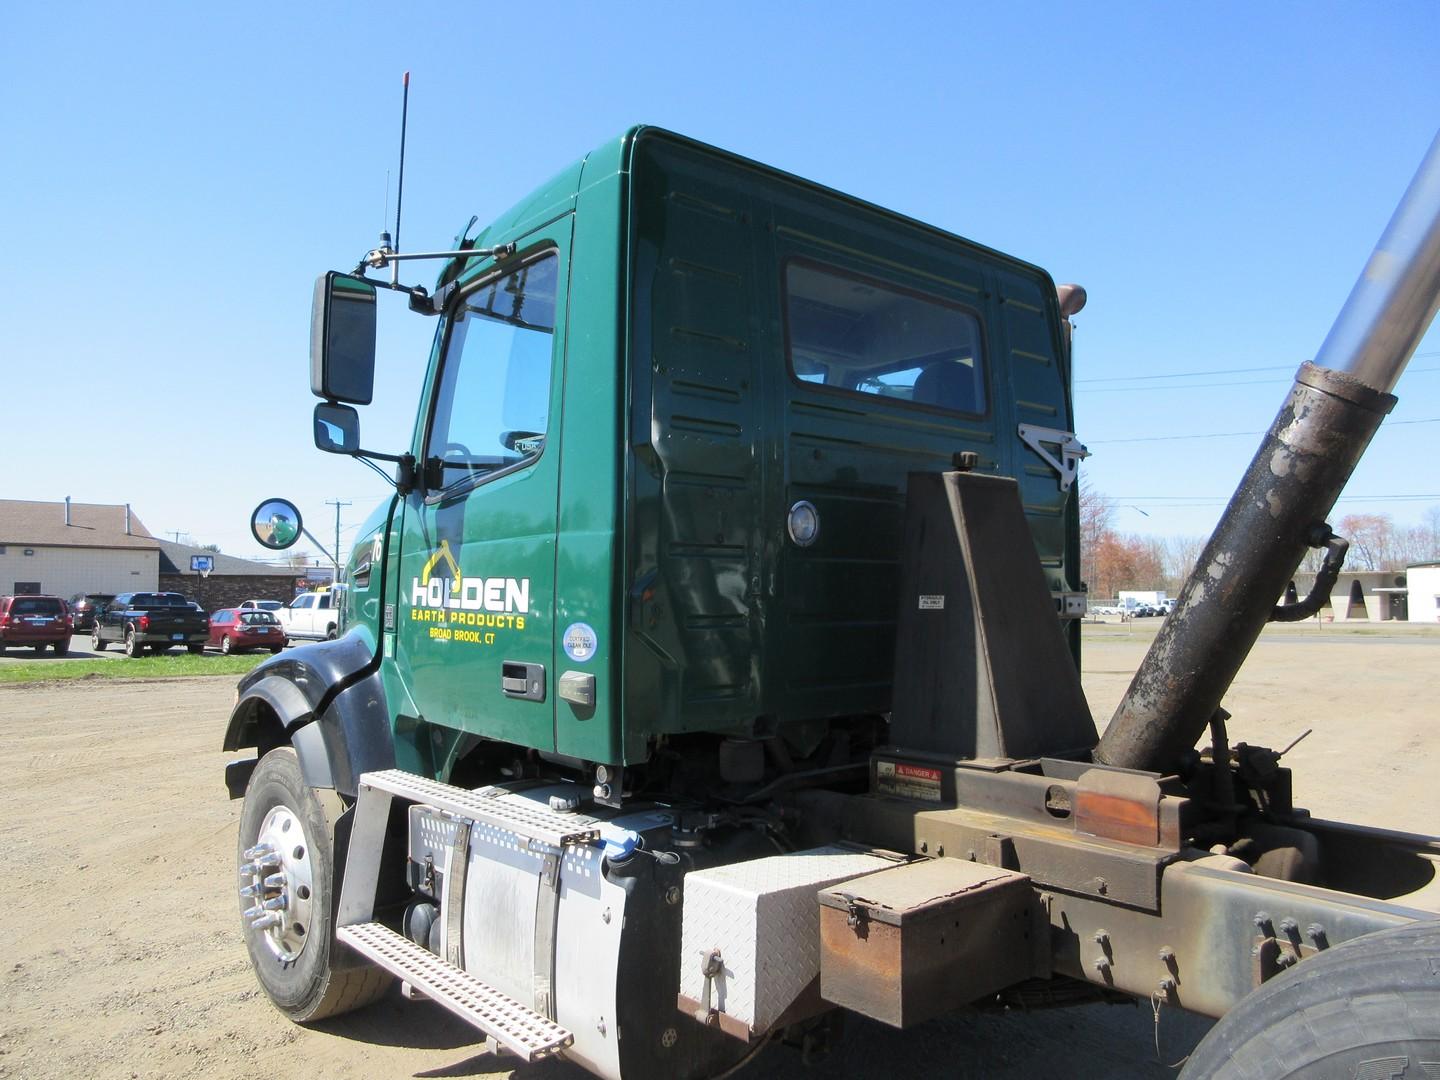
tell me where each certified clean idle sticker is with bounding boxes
[563,622,598,663]
[918,595,945,610]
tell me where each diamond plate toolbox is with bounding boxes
[677,846,897,1036]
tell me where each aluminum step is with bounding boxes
[337,921,572,1061]
[358,769,600,848]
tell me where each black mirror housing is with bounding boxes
[310,272,377,404]
[314,401,361,455]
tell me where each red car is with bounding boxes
[209,608,288,654]
[0,595,73,655]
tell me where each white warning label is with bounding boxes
[918,595,945,610]
[875,760,944,802]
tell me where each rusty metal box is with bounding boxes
[818,858,1036,1028]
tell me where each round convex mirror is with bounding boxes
[251,498,304,550]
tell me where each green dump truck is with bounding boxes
[223,126,1440,1079]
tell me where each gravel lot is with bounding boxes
[0,622,1434,1080]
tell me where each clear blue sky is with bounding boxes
[3,2,1437,564]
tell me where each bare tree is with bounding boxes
[1338,513,1395,570]
[1162,535,1206,592]
[1078,485,1115,596]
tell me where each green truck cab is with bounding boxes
[236,126,1083,789]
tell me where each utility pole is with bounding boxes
[169,530,186,543]
[325,500,351,584]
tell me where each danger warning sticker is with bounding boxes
[875,760,944,802]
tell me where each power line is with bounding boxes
[1089,416,1440,445]
[1077,367,1440,393]
[1075,350,1440,385]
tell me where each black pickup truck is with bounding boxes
[92,592,209,657]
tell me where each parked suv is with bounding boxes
[0,595,73,655]
[67,592,116,632]
[238,599,284,613]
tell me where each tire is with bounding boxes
[221,634,233,656]
[0,641,6,655]
[123,629,143,658]
[1180,919,1440,1079]
[34,643,47,655]
[237,748,390,1021]
[325,625,337,641]
[270,646,283,654]
[54,639,69,657]
[91,628,105,652]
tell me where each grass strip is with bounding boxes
[0,652,269,684]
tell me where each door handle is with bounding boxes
[501,661,545,702]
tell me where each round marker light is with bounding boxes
[787,500,820,547]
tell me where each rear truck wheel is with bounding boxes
[221,634,232,655]
[91,627,104,652]
[238,747,390,1021]
[53,639,68,657]
[187,643,203,655]
[1180,918,1440,1079]
[123,629,143,658]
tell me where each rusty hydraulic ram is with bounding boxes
[1097,130,1440,773]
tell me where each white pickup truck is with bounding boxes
[276,589,343,641]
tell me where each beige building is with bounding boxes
[1283,569,1410,621]
[0,499,159,598]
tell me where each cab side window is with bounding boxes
[784,260,987,416]
[426,253,559,492]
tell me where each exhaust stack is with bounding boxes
[1096,130,1440,774]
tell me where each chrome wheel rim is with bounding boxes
[240,805,316,962]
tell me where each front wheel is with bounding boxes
[237,748,389,1021]
[1180,919,1440,1079]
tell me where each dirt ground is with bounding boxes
[0,622,1434,1080]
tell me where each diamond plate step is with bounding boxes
[358,769,600,848]
[336,921,572,1061]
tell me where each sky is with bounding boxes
[3,2,1438,568]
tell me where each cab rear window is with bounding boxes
[784,260,987,416]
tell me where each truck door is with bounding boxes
[390,232,569,753]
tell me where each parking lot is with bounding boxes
[0,621,1434,1080]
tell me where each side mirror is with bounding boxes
[310,272,377,404]
[314,402,360,454]
[250,498,304,550]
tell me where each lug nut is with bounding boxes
[263,873,287,889]
[249,912,283,931]
[262,896,287,912]
[243,844,276,861]
[240,884,262,899]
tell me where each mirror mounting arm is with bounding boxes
[352,242,519,316]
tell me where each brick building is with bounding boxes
[156,540,299,612]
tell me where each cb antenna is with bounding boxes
[394,71,410,255]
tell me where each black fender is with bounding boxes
[222,634,395,799]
